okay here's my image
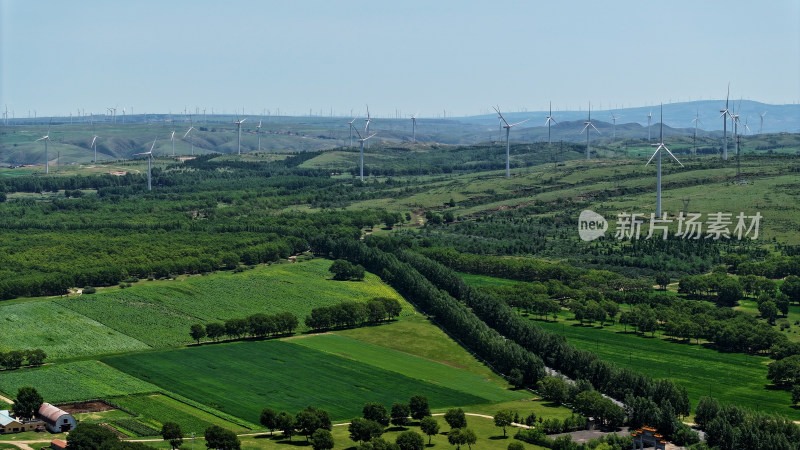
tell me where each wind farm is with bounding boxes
[2,3,799,449]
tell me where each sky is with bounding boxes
[1,0,799,119]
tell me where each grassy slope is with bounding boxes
[0,301,150,358]
[0,360,159,403]
[50,259,408,349]
[103,340,490,422]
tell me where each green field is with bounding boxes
[20,259,407,350]
[0,301,150,359]
[0,360,159,403]
[103,339,496,422]
[292,334,525,403]
[110,394,248,435]
[533,319,799,420]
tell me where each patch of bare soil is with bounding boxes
[57,400,116,414]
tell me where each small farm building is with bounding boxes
[0,410,41,434]
[37,403,76,433]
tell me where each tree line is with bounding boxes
[304,297,402,331]
[0,349,46,370]
[189,312,299,344]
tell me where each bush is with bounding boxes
[82,286,96,294]
[514,428,551,447]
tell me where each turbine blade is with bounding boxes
[509,118,530,127]
[580,123,590,133]
[150,139,157,152]
[353,127,363,140]
[662,145,684,167]
[645,147,661,166]
[493,106,510,126]
[590,123,600,134]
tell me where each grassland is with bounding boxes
[533,319,799,419]
[0,360,159,403]
[737,300,800,343]
[110,394,248,435]
[0,259,410,355]
[104,339,500,423]
[0,301,150,359]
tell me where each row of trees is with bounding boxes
[189,312,299,344]
[0,349,46,370]
[304,297,402,331]
[694,396,800,449]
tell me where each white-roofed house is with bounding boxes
[37,403,76,433]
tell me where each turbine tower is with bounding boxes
[256,119,263,151]
[610,112,622,139]
[719,83,732,160]
[410,112,419,143]
[691,108,701,156]
[170,130,176,156]
[352,126,376,182]
[544,102,558,145]
[493,106,530,178]
[646,104,684,217]
[235,116,247,155]
[580,102,600,160]
[183,119,196,156]
[134,139,157,191]
[759,111,766,134]
[647,110,652,142]
[35,123,52,174]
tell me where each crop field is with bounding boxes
[0,300,150,359]
[110,394,248,434]
[533,320,799,420]
[54,259,410,347]
[103,340,494,422]
[291,334,525,403]
[0,360,159,403]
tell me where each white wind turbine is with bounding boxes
[544,101,558,145]
[759,111,766,134]
[134,139,157,191]
[35,122,52,174]
[256,119,263,151]
[90,134,99,162]
[610,112,622,139]
[647,110,653,142]
[493,106,530,178]
[170,130,176,156]
[183,118,196,155]
[579,102,600,160]
[719,83,732,160]
[348,117,358,148]
[691,108,701,155]
[410,112,419,143]
[352,126,377,182]
[646,104,683,217]
[235,116,247,155]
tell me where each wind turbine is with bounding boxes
[759,111,766,134]
[743,116,751,135]
[493,106,530,178]
[256,119,263,151]
[134,139,157,191]
[410,112,420,143]
[646,104,684,217]
[719,83,732,160]
[579,102,600,160]
[691,108,701,155]
[348,117,358,148]
[90,134,99,162]
[647,110,652,142]
[544,102,558,145]
[170,130,176,156]
[235,116,247,155]
[610,112,623,140]
[183,120,196,155]
[35,122,52,174]
[352,126,376,182]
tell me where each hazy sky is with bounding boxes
[2,0,798,118]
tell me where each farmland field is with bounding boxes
[103,339,497,422]
[0,360,159,403]
[109,394,248,434]
[291,334,525,403]
[54,259,410,348]
[533,319,800,420]
[0,301,150,359]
